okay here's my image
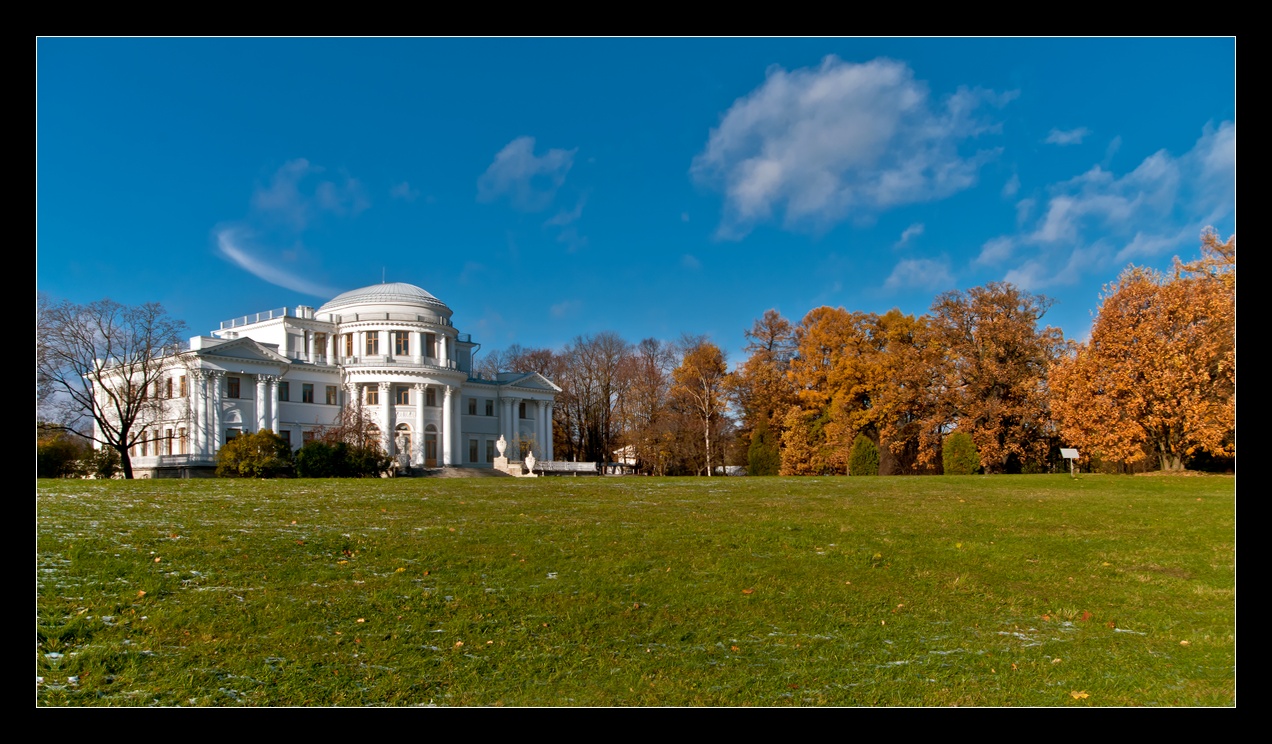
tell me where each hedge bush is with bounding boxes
[942,432,980,475]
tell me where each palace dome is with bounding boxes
[318,282,451,315]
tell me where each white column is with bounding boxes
[346,382,359,410]
[306,332,316,365]
[255,376,268,432]
[268,377,280,432]
[325,333,334,365]
[441,335,449,366]
[414,383,426,465]
[442,385,454,465]
[191,373,205,456]
[210,372,224,450]
[536,400,546,459]
[545,401,554,461]
[378,382,392,454]
[501,396,511,455]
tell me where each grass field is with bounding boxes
[36,474,1235,706]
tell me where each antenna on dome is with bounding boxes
[382,267,386,283]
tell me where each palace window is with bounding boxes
[486,440,496,463]
[424,333,437,357]
[165,429,173,455]
[485,399,494,416]
[426,388,436,407]
[396,386,410,405]
[302,383,314,403]
[179,376,187,397]
[468,398,477,415]
[519,401,527,419]
[166,377,174,399]
[225,428,241,444]
[140,435,148,457]
[227,377,241,398]
[303,430,316,444]
[365,333,380,356]
[365,386,379,405]
[469,439,478,463]
[280,430,291,446]
[394,331,410,356]
[344,334,354,357]
[326,385,338,405]
[178,428,187,455]
[278,381,290,401]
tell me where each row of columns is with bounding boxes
[330,330,450,367]
[188,370,281,457]
[499,397,554,461]
[347,381,457,466]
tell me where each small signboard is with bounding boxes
[1060,448,1080,478]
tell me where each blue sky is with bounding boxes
[37,38,1235,365]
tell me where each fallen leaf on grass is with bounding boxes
[1070,691,1089,700]
[1106,621,1117,629]
[154,557,161,563]
[1052,658,1062,664]
[455,641,464,648]
[731,646,740,652]
[742,588,755,595]
[395,567,405,573]
[356,618,365,623]
[1081,611,1094,622]
[1042,614,1051,622]
[1180,640,1190,646]
[137,590,146,598]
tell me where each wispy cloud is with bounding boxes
[215,159,370,296]
[895,222,925,248]
[478,136,577,212]
[550,299,581,318]
[985,121,1234,290]
[681,254,702,270]
[1001,173,1020,198]
[390,181,420,202]
[691,56,1014,238]
[1044,127,1092,146]
[215,228,340,298]
[883,258,954,292]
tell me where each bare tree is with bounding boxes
[37,296,187,479]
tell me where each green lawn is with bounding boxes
[36,474,1235,706]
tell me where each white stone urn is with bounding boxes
[496,435,507,457]
[525,450,537,472]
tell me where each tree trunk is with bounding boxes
[117,444,134,479]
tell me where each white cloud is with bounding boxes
[883,258,954,292]
[681,254,702,270]
[1045,127,1092,146]
[692,56,1012,238]
[1001,173,1020,198]
[546,195,587,227]
[215,228,340,298]
[895,222,925,247]
[984,121,1234,289]
[390,181,420,202]
[549,300,581,319]
[251,159,319,228]
[251,159,371,226]
[976,236,1015,266]
[315,175,370,216]
[478,136,577,212]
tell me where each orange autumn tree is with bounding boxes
[1051,232,1235,471]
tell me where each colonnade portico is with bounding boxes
[343,379,461,466]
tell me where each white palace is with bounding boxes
[117,282,560,477]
